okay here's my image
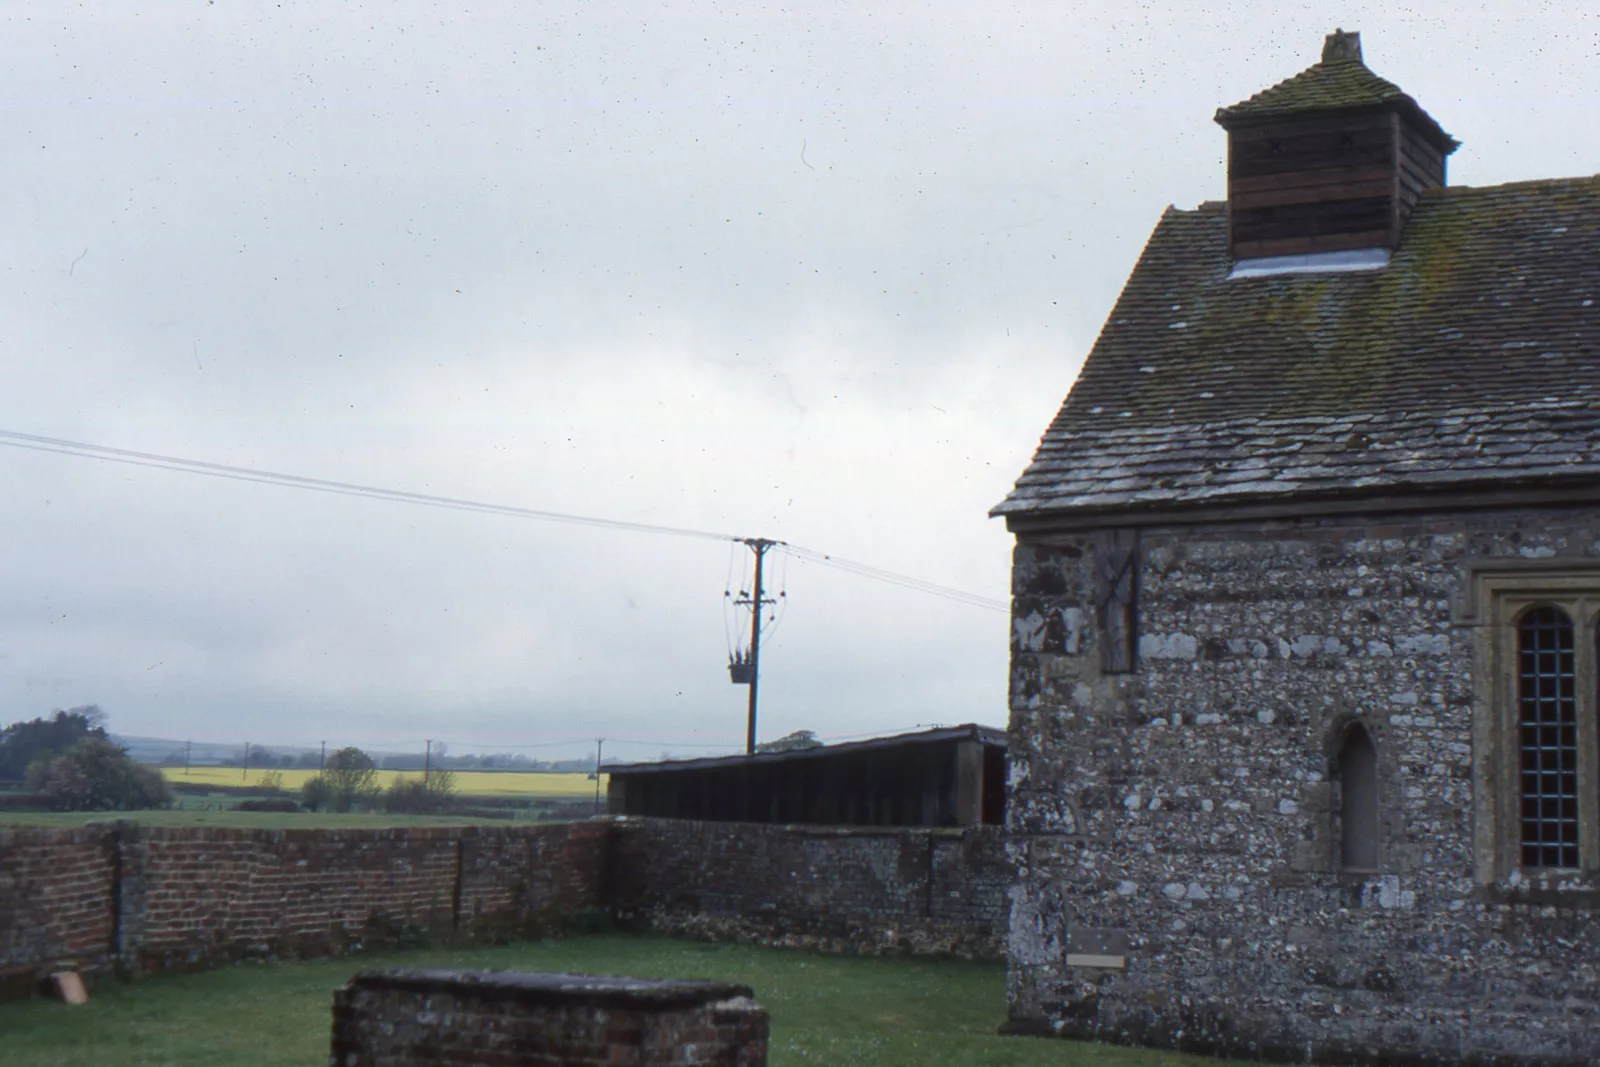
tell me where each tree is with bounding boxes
[756,730,823,754]
[27,736,172,811]
[0,706,108,782]
[300,746,381,812]
[384,769,457,815]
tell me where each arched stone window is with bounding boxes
[1457,563,1600,883]
[1337,724,1379,872]
[1517,605,1579,869]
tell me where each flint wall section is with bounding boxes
[1005,505,1600,1066]
[610,817,1007,959]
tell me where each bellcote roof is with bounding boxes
[1214,29,1458,155]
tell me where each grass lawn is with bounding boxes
[0,934,1244,1067]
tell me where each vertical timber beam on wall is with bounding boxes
[887,753,903,826]
[954,741,984,827]
[925,747,943,827]
[1225,124,1236,256]
[813,756,829,824]
[1095,528,1140,673]
[981,745,1006,825]
[913,749,930,826]
[1389,111,1403,247]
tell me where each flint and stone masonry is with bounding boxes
[1003,509,1600,1064]
[330,969,768,1067]
[993,29,1600,1067]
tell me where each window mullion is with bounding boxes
[1580,616,1600,871]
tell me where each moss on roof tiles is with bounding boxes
[1213,49,1456,152]
[994,175,1600,516]
[1216,58,1406,122]
[1071,176,1600,425]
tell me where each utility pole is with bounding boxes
[184,740,191,776]
[593,738,605,815]
[733,538,777,755]
[243,741,251,782]
[424,739,432,784]
[320,741,326,772]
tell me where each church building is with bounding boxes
[994,30,1600,1065]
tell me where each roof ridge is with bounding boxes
[1425,174,1600,198]
[1212,31,1456,152]
[1214,54,1405,122]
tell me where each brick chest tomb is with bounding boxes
[331,969,768,1066]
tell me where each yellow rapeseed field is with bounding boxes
[163,767,604,797]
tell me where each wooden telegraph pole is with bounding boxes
[733,538,777,755]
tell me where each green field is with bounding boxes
[0,766,608,827]
[164,767,605,796]
[0,809,513,829]
[0,935,1239,1067]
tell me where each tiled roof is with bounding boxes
[609,724,1005,776]
[994,176,1600,518]
[1216,58,1409,122]
[1213,52,1456,151]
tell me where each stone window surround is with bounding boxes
[1457,561,1600,886]
[1334,722,1380,874]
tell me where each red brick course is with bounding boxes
[0,827,117,994]
[0,821,607,995]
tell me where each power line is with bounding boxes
[780,544,1008,612]
[0,429,738,543]
[0,428,1008,612]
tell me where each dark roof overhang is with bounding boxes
[608,723,1005,777]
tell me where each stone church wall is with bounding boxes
[1005,503,1600,1066]
[610,817,1008,958]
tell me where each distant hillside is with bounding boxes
[109,735,603,773]
[111,735,316,766]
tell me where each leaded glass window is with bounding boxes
[1518,606,1579,869]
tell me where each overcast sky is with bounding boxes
[2,2,1596,761]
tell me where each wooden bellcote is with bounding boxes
[1215,30,1459,261]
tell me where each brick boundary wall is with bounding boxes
[331,969,768,1066]
[607,817,1010,959]
[0,821,608,993]
[0,816,1012,1000]
[0,827,118,998]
